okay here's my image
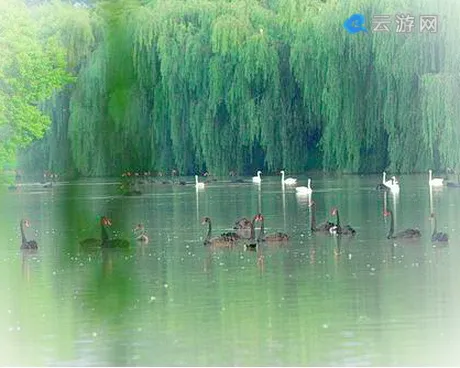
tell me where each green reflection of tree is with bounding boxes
[0,251,77,366]
[73,248,143,366]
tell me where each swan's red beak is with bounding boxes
[383,211,390,217]
[331,208,337,215]
[24,220,30,228]
[308,201,315,207]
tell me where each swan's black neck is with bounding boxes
[387,211,394,239]
[20,221,27,243]
[257,217,265,241]
[431,216,437,237]
[205,220,212,242]
[135,226,146,234]
[101,221,109,242]
[335,210,341,229]
[249,217,256,240]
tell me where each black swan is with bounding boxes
[256,214,289,242]
[233,217,253,239]
[102,218,130,248]
[202,217,237,247]
[133,223,149,243]
[329,208,356,235]
[80,217,130,248]
[20,219,38,250]
[429,213,448,242]
[242,215,259,251]
[384,210,421,239]
[219,229,240,241]
[79,216,111,248]
[309,201,335,233]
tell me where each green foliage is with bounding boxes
[13,0,460,176]
[0,0,73,175]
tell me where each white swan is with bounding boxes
[195,175,205,189]
[252,170,262,184]
[280,170,297,185]
[296,178,312,194]
[329,225,338,235]
[429,170,444,187]
[387,176,400,192]
[383,171,398,187]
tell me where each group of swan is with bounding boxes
[18,167,450,251]
[197,171,307,190]
[196,169,444,192]
[253,170,312,194]
[380,170,444,192]
[254,170,298,185]
[382,171,400,192]
[252,169,444,195]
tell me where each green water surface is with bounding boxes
[1,174,459,366]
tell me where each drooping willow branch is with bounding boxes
[17,0,460,177]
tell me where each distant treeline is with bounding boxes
[2,0,460,177]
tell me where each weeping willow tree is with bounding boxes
[17,0,98,177]
[16,0,460,176]
[290,0,460,173]
[419,0,460,172]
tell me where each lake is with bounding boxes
[1,173,459,366]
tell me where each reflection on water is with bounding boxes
[1,174,460,366]
[282,186,286,232]
[257,183,262,213]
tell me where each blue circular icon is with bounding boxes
[344,14,368,34]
